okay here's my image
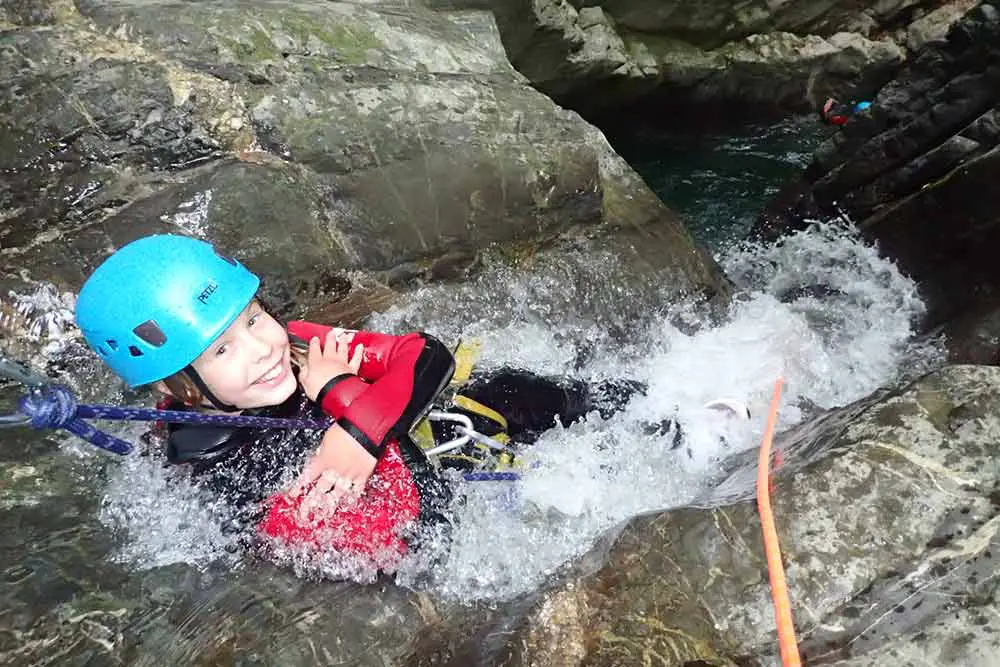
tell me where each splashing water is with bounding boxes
[1,284,78,357]
[388,223,941,600]
[100,427,245,568]
[70,222,940,600]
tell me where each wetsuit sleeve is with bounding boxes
[287,321,411,381]
[286,321,456,460]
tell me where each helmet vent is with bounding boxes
[128,345,144,357]
[133,320,166,347]
[106,339,118,351]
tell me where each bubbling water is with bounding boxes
[391,222,939,600]
[60,223,941,600]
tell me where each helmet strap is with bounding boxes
[183,366,241,413]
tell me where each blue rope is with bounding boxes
[18,387,136,456]
[13,385,520,482]
[461,471,522,482]
[16,385,330,456]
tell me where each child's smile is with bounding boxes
[191,304,298,410]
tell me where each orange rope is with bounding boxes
[757,377,801,667]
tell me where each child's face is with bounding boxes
[190,301,297,410]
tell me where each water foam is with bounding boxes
[99,426,244,569]
[1,284,78,358]
[387,223,941,599]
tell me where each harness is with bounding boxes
[0,345,523,477]
[408,338,521,472]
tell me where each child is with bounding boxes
[75,235,678,568]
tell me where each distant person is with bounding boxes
[820,97,872,126]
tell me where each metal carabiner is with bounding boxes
[422,411,514,457]
[422,411,475,457]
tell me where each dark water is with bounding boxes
[604,114,828,252]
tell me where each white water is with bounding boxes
[11,222,942,601]
[1,283,78,358]
[387,222,941,600]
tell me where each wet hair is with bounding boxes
[157,298,308,408]
[160,371,203,407]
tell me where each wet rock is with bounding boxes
[755,3,1000,357]
[706,31,903,108]
[907,0,980,51]
[0,0,76,27]
[932,303,1000,365]
[0,457,61,510]
[568,0,925,45]
[300,285,401,330]
[821,597,1000,666]
[0,18,249,283]
[498,365,1000,665]
[0,0,728,318]
[429,0,923,117]
[0,540,444,666]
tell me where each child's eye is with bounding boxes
[248,312,261,326]
[215,343,228,356]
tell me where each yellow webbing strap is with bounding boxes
[412,337,518,455]
[411,417,437,451]
[452,394,508,432]
[450,338,482,386]
[411,337,481,452]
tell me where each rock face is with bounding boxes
[907,0,980,51]
[0,0,729,319]
[484,364,1000,666]
[755,3,1000,359]
[423,0,985,117]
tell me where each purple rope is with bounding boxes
[17,385,331,457]
[77,402,330,430]
[460,471,522,482]
[14,385,520,482]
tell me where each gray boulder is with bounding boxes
[427,0,918,115]
[0,0,728,319]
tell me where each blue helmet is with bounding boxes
[75,235,261,387]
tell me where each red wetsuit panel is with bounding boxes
[287,321,450,455]
[258,440,421,559]
[331,333,426,450]
[260,322,453,560]
[287,321,407,381]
